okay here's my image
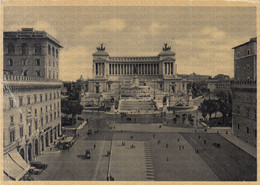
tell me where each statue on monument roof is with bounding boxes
[163,43,171,51]
[97,43,105,51]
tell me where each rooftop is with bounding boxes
[232,37,257,49]
[4,28,62,48]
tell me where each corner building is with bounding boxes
[231,37,257,146]
[3,28,62,180]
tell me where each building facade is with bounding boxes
[231,37,257,146]
[87,44,187,97]
[3,28,63,180]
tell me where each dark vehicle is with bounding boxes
[87,129,92,135]
[85,150,91,159]
[213,143,221,148]
[29,167,43,175]
[78,117,84,121]
[30,162,48,170]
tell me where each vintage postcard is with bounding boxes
[1,0,259,184]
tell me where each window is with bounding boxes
[41,117,43,127]
[23,70,28,76]
[54,92,56,99]
[10,115,14,123]
[54,103,56,109]
[58,110,60,118]
[246,107,250,118]
[50,113,52,121]
[237,52,240,57]
[56,72,59,79]
[45,93,48,101]
[56,49,59,58]
[50,93,52,100]
[40,107,43,114]
[46,115,48,124]
[21,59,27,66]
[57,92,60,98]
[22,43,28,55]
[236,105,240,114]
[7,43,15,54]
[34,94,37,103]
[36,70,41,77]
[46,106,48,112]
[40,94,43,102]
[237,123,240,130]
[49,70,51,79]
[50,105,52,111]
[49,60,51,66]
[255,130,257,138]
[20,126,23,138]
[56,62,58,68]
[52,47,55,56]
[54,112,56,119]
[10,130,15,143]
[35,59,41,66]
[53,61,55,67]
[20,113,23,122]
[247,49,250,55]
[34,44,41,54]
[27,96,31,105]
[34,109,37,116]
[57,102,59,109]
[247,127,249,134]
[8,59,13,66]
[19,96,23,107]
[48,45,51,55]
[9,98,14,109]
[53,71,55,79]
[29,125,32,136]
[247,65,250,70]
[35,120,38,130]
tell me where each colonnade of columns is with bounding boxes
[95,63,105,76]
[164,63,174,75]
[109,63,160,75]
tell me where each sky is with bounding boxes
[4,6,256,81]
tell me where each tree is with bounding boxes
[61,100,83,121]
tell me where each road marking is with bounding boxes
[92,140,106,180]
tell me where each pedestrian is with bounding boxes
[94,144,96,149]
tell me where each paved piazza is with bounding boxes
[30,112,256,181]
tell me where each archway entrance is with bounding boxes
[28,144,32,161]
[45,132,49,147]
[41,135,44,151]
[35,139,38,156]
[19,148,25,159]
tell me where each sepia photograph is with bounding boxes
[1,1,258,183]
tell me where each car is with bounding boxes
[30,161,48,170]
[85,150,91,159]
[29,167,43,175]
[87,129,92,135]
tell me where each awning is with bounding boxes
[4,150,30,181]
[9,149,30,172]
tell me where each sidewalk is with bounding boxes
[220,133,256,158]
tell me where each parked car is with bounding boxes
[78,117,84,121]
[30,162,48,170]
[85,150,91,159]
[29,166,43,175]
[87,129,92,135]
